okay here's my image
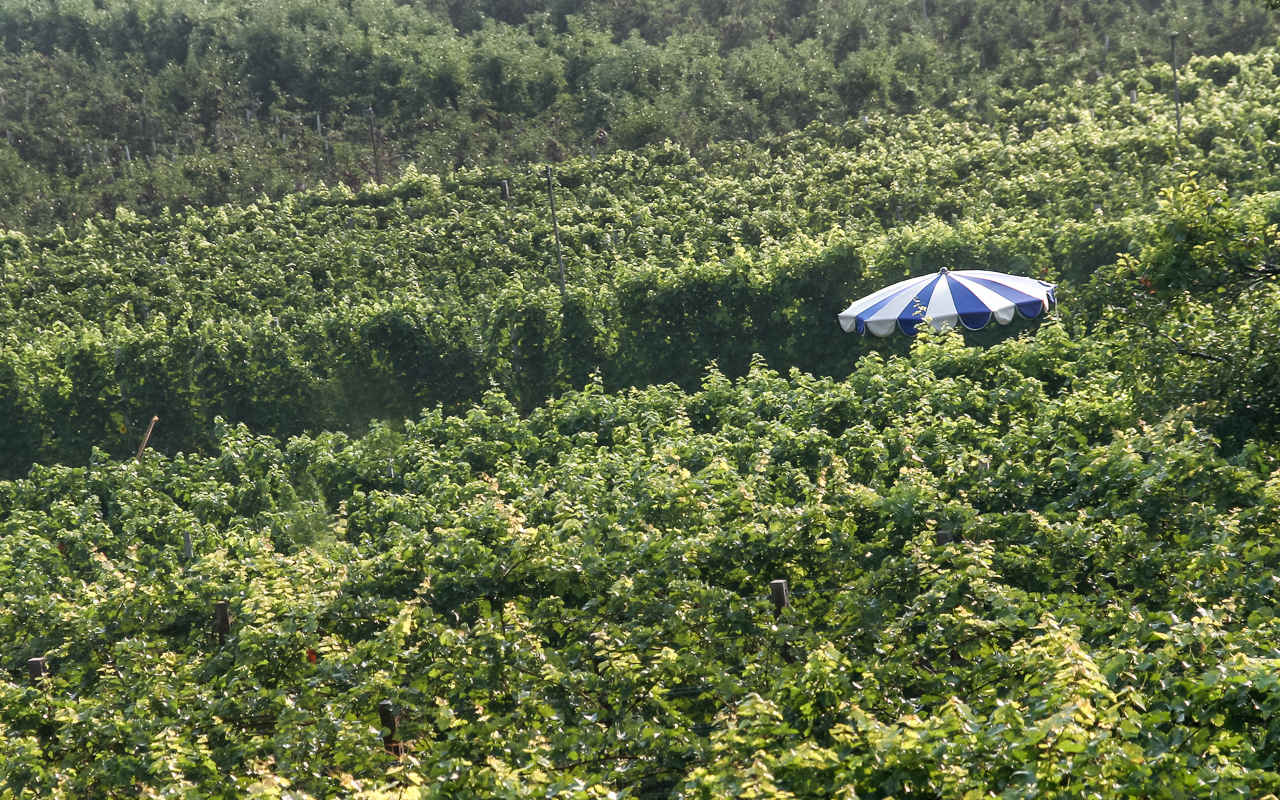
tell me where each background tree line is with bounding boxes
[1,0,1278,232]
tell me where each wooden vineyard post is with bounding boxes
[215,601,230,646]
[28,656,48,687]
[378,700,401,756]
[769,580,796,664]
[135,415,159,461]
[770,580,790,618]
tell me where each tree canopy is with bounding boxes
[2,0,1279,230]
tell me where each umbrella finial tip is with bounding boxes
[938,266,949,274]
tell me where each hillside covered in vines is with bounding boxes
[5,331,1280,798]
[3,4,1280,799]
[4,45,1280,474]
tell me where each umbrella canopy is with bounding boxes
[839,268,1056,337]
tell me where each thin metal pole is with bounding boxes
[546,166,565,298]
[1171,33,1181,140]
[368,109,381,184]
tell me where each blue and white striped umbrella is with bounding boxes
[839,268,1057,337]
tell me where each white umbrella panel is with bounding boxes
[838,268,1057,337]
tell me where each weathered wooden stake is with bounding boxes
[501,179,510,200]
[27,656,48,686]
[770,580,790,619]
[378,700,400,754]
[215,600,230,646]
[769,581,797,663]
[135,415,159,461]
[1130,89,1138,104]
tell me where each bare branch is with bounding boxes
[1121,318,1233,364]
[1153,328,1231,364]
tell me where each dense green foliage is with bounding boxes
[4,332,1280,798]
[2,0,1279,231]
[4,45,1280,474]
[4,3,1280,797]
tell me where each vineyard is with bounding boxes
[3,4,1280,798]
[4,335,1280,797]
[4,46,1280,471]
